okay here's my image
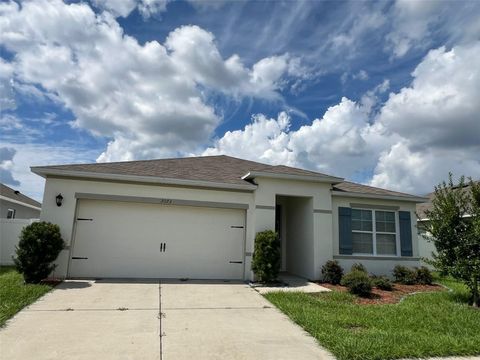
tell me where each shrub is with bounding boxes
[415,266,433,285]
[351,263,367,273]
[372,276,393,291]
[321,260,344,284]
[251,230,281,283]
[392,265,417,285]
[14,222,65,284]
[341,270,372,297]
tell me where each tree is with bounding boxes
[423,174,480,307]
[14,222,65,284]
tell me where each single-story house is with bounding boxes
[0,183,41,219]
[31,155,427,281]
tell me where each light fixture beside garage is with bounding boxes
[55,193,63,207]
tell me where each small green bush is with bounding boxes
[14,222,65,284]
[351,262,367,273]
[372,275,393,291]
[251,230,281,283]
[393,265,417,285]
[341,270,373,297]
[415,266,433,285]
[321,260,344,284]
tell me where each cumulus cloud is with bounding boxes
[371,143,480,195]
[205,42,480,194]
[91,0,169,18]
[370,42,480,193]
[204,97,391,178]
[0,0,301,162]
[378,44,480,150]
[203,112,292,165]
[0,147,21,186]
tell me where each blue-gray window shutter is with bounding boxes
[399,211,413,256]
[339,207,352,255]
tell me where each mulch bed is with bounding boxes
[318,282,446,305]
[40,279,63,287]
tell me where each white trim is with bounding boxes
[74,192,249,210]
[242,171,343,184]
[31,167,257,191]
[332,190,428,203]
[0,195,42,211]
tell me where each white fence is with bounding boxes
[0,219,38,265]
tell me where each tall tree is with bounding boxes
[423,174,480,307]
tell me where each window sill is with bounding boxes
[333,255,420,261]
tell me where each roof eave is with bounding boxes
[331,190,428,203]
[31,167,257,192]
[242,171,344,184]
[0,195,42,210]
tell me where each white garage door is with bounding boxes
[69,199,245,279]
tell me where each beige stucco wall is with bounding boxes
[40,174,422,281]
[331,195,420,276]
[417,220,436,268]
[253,178,333,280]
[41,176,255,279]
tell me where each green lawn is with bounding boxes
[265,277,480,360]
[0,266,55,327]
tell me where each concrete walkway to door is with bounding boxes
[0,279,334,360]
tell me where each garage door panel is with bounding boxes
[69,199,245,279]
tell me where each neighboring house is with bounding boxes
[0,184,41,265]
[31,155,426,280]
[0,183,41,219]
[417,181,478,263]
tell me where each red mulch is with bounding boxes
[318,282,445,305]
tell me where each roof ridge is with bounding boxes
[32,154,235,168]
[270,164,339,178]
[32,155,334,178]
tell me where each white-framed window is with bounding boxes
[351,208,399,256]
[7,208,16,219]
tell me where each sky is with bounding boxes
[1,0,480,202]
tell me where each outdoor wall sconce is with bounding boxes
[55,193,63,207]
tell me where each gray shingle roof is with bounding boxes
[32,155,422,201]
[32,155,339,186]
[0,183,42,208]
[333,181,422,199]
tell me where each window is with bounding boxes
[351,209,398,256]
[7,208,16,219]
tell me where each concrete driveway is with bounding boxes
[0,279,334,360]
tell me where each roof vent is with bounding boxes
[14,190,20,195]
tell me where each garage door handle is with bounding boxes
[160,243,166,252]
[229,261,243,264]
[72,256,88,260]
